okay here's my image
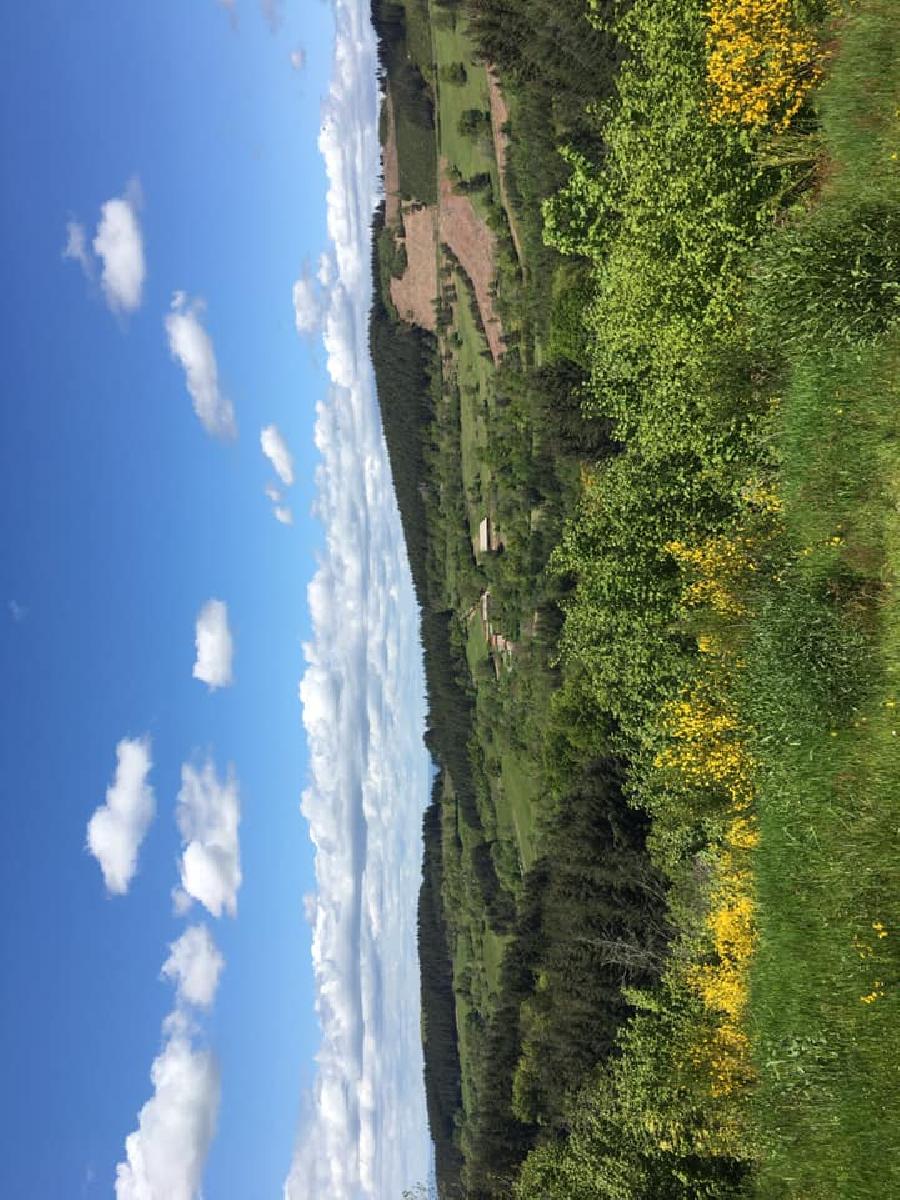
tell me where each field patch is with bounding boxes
[391,203,438,331]
[439,167,504,362]
[382,92,401,228]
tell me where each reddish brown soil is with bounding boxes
[390,203,438,331]
[382,92,401,228]
[438,165,504,362]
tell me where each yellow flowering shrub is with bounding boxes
[666,536,753,617]
[689,817,759,1096]
[656,686,755,806]
[706,0,823,130]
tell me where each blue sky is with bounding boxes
[0,2,430,1197]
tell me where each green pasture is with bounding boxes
[430,10,499,205]
[746,5,900,1192]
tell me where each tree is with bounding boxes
[440,62,468,85]
[458,108,491,139]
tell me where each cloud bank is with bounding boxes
[86,736,155,894]
[261,424,295,486]
[165,293,237,440]
[285,2,431,1197]
[161,925,225,1009]
[176,757,242,919]
[192,598,234,690]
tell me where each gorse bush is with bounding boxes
[706,0,823,129]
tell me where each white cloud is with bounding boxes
[86,737,155,895]
[93,184,145,314]
[265,482,282,504]
[114,1021,220,1200]
[176,757,242,919]
[165,293,237,440]
[161,925,224,1009]
[260,424,295,486]
[290,46,307,71]
[62,220,92,277]
[284,3,431,1196]
[192,599,234,691]
[292,272,321,335]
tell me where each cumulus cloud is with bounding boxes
[86,737,155,895]
[114,1020,220,1200]
[94,184,145,314]
[176,757,241,919]
[260,424,295,486]
[165,293,237,440]
[192,599,234,691]
[63,181,145,313]
[161,925,224,1010]
[285,2,431,1196]
[290,46,307,71]
[292,271,322,335]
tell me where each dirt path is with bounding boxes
[486,67,524,265]
[390,203,438,331]
[439,164,504,362]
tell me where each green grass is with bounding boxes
[466,605,490,675]
[745,5,900,1191]
[431,14,499,202]
[402,0,434,78]
[497,749,540,872]
[747,332,900,1198]
[817,0,899,208]
[453,269,494,538]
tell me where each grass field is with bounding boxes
[453,269,493,540]
[745,5,900,1192]
[497,749,540,871]
[432,17,500,210]
[748,337,900,1197]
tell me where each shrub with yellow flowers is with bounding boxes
[688,817,759,1096]
[706,0,823,130]
[655,686,755,807]
[666,535,755,617]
